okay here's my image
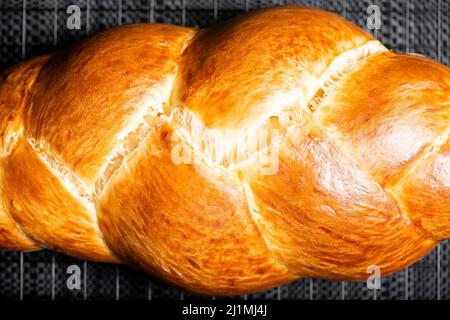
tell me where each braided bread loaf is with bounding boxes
[0,5,448,295]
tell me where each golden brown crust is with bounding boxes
[2,137,115,262]
[176,6,372,132]
[0,56,51,250]
[315,52,450,187]
[0,55,50,155]
[0,191,38,251]
[98,120,295,295]
[0,5,448,295]
[392,139,449,240]
[26,24,195,189]
[243,125,435,279]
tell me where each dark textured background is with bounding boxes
[0,0,448,300]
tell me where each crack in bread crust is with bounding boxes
[27,138,93,203]
[307,40,387,111]
[166,40,387,173]
[92,38,390,273]
[93,31,197,200]
[1,6,448,295]
[1,31,401,275]
[26,138,110,246]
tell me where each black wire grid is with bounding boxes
[0,0,449,300]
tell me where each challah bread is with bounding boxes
[0,5,448,295]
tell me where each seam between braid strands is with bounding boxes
[26,137,114,253]
[10,29,201,258]
[3,31,403,278]
[386,127,450,240]
[235,40,388,277]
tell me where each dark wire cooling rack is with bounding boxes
[0,0,449,300]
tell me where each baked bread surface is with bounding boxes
[0,6,448,295]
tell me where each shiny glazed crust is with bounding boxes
[0,6,448,295]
